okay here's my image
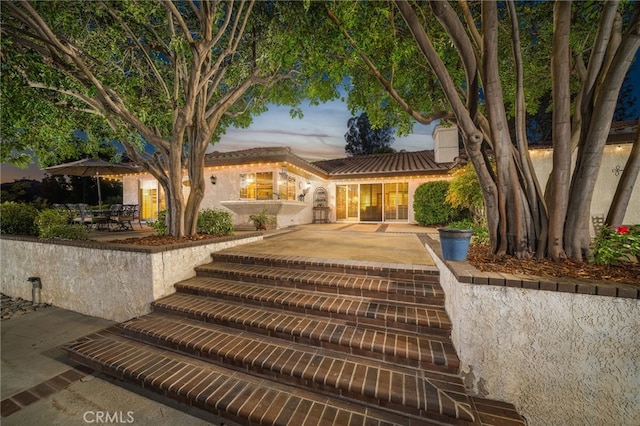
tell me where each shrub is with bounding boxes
[0,202,39,236]
[413,181,464,226]
[35,208,88,240]
[591,224,640,265]
[197,208,234,236]
[446,164,486,226]
[148,210,167,236]
[447,218,490,245]
[249,209,276,230]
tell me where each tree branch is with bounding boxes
[581,1,620,113]
[326,4,441,126]
[459,0,483,52]
[428,0,478,119]
[103,3,171,99]
[164,1,195,44]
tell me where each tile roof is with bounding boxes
[205,147,453,179]
[204,147,328,177]
[312,150,452,179]
[610,120,638,132]
[530,119,638,147]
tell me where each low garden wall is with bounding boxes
[423,237,640,426]
[0,233,262,322]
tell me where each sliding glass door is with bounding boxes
[384,182,409,221]
[359,184,382,221]
[336,182,408,222]
[336,184,359,220]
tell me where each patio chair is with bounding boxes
[129,204,143,229]
[68,204,93,227]
[109,204,135,231]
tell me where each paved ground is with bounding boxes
[1,222,438,425]
[1,307,233,426]
[235,223,438,265]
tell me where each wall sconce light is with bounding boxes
[210,175,217,185]
[279,166,288,181]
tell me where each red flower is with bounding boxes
[616,226,629,234]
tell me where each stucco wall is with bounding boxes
[530,144,639,233]
[125,165,318,227]
[0,235,261,322]
[425,244,640,426]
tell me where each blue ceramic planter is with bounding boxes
[438,228,473,261]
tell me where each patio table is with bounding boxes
[91,209,111,231]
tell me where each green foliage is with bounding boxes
[197,208,234,236]
[0,202,39,236]
[446,164,486,226]
[413,181,463,226]
[2,1,342,237]
[249,209,276,230]
[344,112,395,156]
[591,225,640,266]
[447,218,490,245]
[35,208,88,240]
[148,210,167,236]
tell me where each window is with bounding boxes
[240,172,273,199]
[278,176,296,200]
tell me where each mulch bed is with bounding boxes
[107,234,224,246]
[467,244,639,285]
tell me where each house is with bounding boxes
[121,125,460,228]
[121,121,639,230]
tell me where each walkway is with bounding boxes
[241,223,438,265]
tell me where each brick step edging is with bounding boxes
[118,314,470,420]
[63,331,461,425]
[195,262,445,306]
[174,277,452,336]
[151,294,459,372]
[211,252,440,281]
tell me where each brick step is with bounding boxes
[174,277,452,336]
[119,313,473,421]
[211,251,441,282]
[152,293,459,373]
[63,330,443,426]
[195,261,445,306]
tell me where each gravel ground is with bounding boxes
[1,293,50,321]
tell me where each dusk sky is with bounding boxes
[0,98,436,183]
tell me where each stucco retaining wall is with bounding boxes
[424,241,640,426]
[0,234,262,322]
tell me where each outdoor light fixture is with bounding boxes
[279,166,288,180]
[210,175,217,185]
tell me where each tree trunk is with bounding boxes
[547,0,572,260]
[482,1,536,257]
[507,0,548,259]
[606,119,640,227]
[565,10,640,259]
[395,0,501,253]
[184,130,211,235]
[166,147,185,238]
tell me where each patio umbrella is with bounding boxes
[44,158,140,206]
